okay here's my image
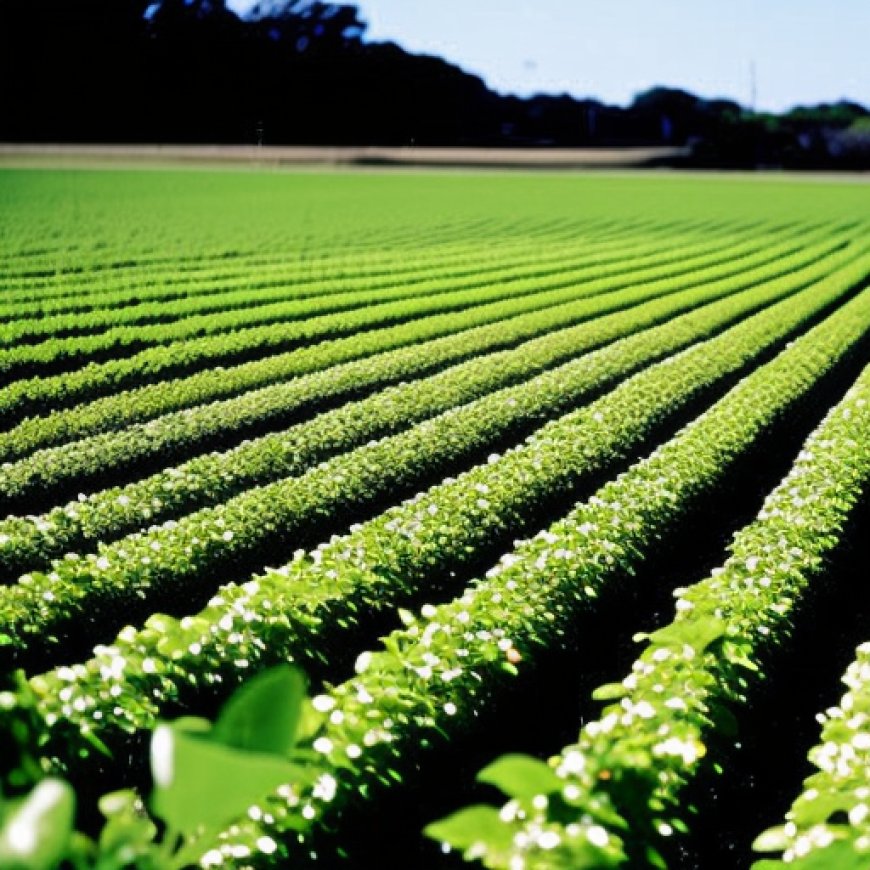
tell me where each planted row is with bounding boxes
[0,225,665,344]
[0,227,753,380]
[428,361,870,869]
[0,226,771,431]
[26,265,870,766]
[0,216,690,326]
[753,639,870,867]
[0,246,829,575]
[2,255,831,669]
[0,210,627,303]
[98,265,870,870]
[0,227,835,467]
[0,206,519,289]
[206,290,870,868]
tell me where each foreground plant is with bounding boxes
[0,666,316,870]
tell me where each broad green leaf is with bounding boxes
[424,805,514,853]
[791,791,853,828]
[756,840,869,870]
[0,778,75,870]
[648,616,727,653]
[97,790,157,856]
[592,682,628,702]
[211,665,305,756]
[477,754,562,799]
[150,721,303,835]
[294,699,326,744]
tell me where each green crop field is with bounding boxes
[2,167,870,869]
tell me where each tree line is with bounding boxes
[2,0,868,168]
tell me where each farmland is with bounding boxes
[2,168,870,869]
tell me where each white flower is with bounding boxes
[150,725,174,787]
[354,651,373,674]
[313,737,333,755]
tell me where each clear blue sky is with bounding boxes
[227,1,870,112]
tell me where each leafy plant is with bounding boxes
[0,665,316,870]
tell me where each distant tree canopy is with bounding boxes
[1,0,868,167]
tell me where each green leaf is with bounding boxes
[424,805,514,853]
[757,841,869,870]
[708,700,739,738]
[648,616,727,653]
[98,789,140,820]
[477,754,562,800]
[645,844,668,869]
[791,791,853,828]
[149,720,304,835]
[211,664,305,756]
[592,682,629,702]
[397,608,416,627]
[294,699,326,745]
[98,810,157,859]
[0,778,75,870]
[78,728,113,759]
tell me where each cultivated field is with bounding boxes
[2,168,870,869]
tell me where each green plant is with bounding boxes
[0,666,316,870]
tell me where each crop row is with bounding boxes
[753,645,870,867]
[0,207,638,289]
[0,242,841,576]
[40,250,870,869]
[0,228,840,464]
[0,222,685,344]
[0,213,744,301]
[0,208,525,287]
[0,215,580,304]
[0,229,847,521]
[24,264,870,772]
[427,361,870,869]
[0,226,776,381]
[0,216,695,322]
[0,226,778,431]
[3,254,841,669]
[0,241,603,343]
[204,285,870,868]
[0,238,703,379]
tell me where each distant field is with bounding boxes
[2,169,870,869]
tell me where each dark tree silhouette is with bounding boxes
[0,0,866,166]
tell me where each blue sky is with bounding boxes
[227,1,870,112]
